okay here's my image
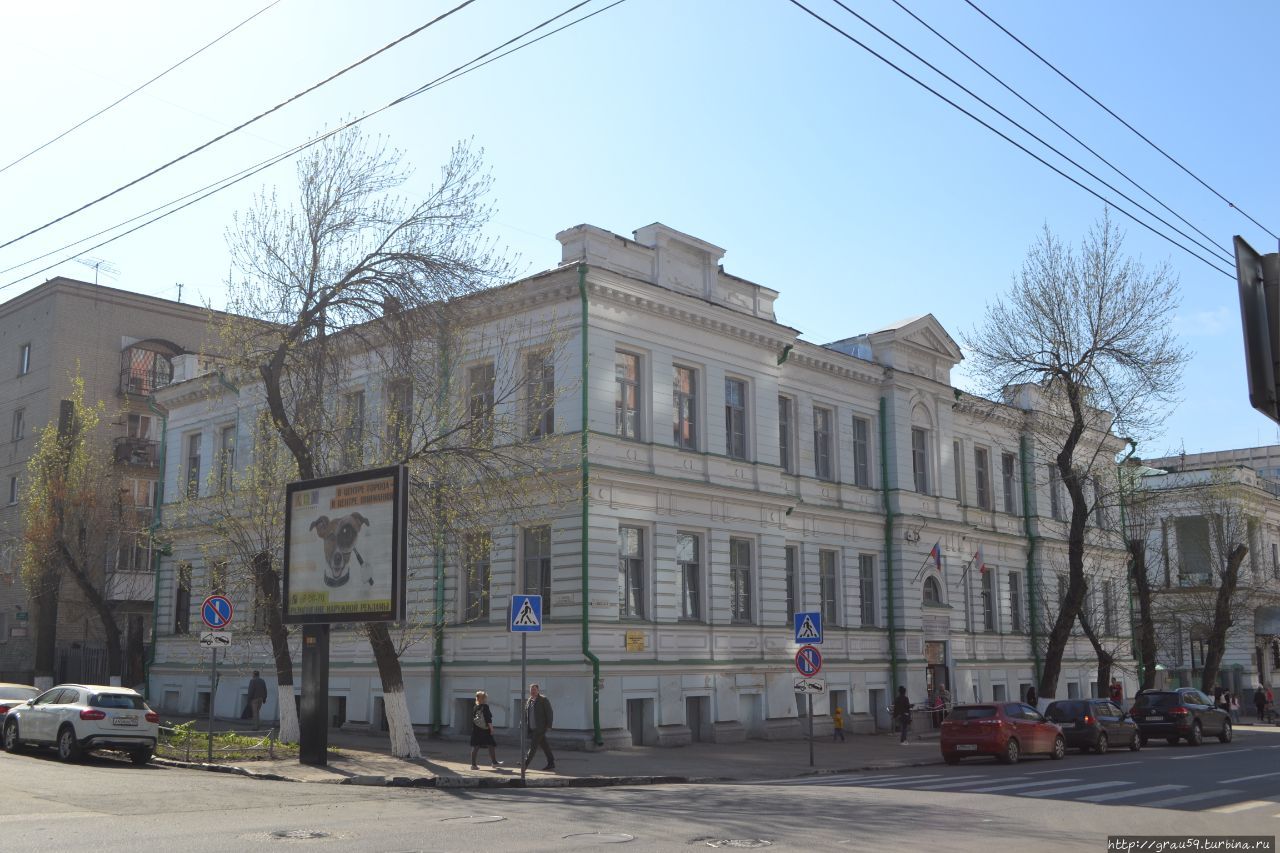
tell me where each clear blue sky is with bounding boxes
[2,0,1276,457]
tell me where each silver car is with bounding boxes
[3,684,159,764]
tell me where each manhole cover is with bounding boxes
[271,830,331,840]
[563,832,634,843]
[702,841,773,849]
[439,815,506,824]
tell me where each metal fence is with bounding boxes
[156,724,279,762]
[57,645,107,685]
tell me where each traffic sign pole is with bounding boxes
[207,645,217,761]
[520,632,527,786]
[809,693,814,768]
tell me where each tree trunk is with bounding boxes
[1128,539,1158,691]
[1079,610,1113,694]
[253,552,299,743]
[57,541,123,681]
[30,567,61,688]
[1200,544,1247,695]
[368,621,419,758]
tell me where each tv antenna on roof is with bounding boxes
[73,255,119,285]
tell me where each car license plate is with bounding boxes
[955,744,977,751]
[113,715,138,727]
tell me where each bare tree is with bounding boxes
[964,211,1189,699]
[1117,459,1165,690]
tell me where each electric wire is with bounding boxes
[0,0,626,291]
[0,0,478,254]
[820,0,1232,270]
[963,0,1278,242]
[889,0,1230,262]
[786,0,1232,278]
[0,0,285,177]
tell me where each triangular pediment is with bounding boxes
[874,313,964,365]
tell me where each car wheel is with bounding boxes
[1166,736,1180,745]
[2,719,20,753]
[1050,735,1066,760]
[1218,720,1233,744]
[1129,732,1142,752]
[999,738,1020,765]
[130,748,154,766]
[944,754,961,765]
[57,726,82,762]
[1188,722,1203,747]
[1094,732,1109,754]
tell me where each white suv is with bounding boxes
[3,684,159,765]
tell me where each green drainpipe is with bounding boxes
[1019,435,1043,687]
[431,331,451,737]
[879,397,900,690]
[579,264,603,746]
[142,398,168,702]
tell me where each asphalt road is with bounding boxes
[3,731,1279,852]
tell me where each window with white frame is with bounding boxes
[11,408,23,442]
[784,545,798,622]
[18,343,30,376]
[218,424,236,492]
[1103,579,1116,636]
[1008,571,1024,632]
[174,564,192,634]
[911,428,929,494]
[7,476,16,505]
[525,352,555,439]
[725,378,748,460]
[467,362,495,446]
[729,537,753,623]
[813,406,834,481]
[184,433,201,498]
[618,525,645,618]
[1001,451,1018,514]
[463,531,491,622]
[1049,463,1063,520]
[852,415,870,487]
[673,366,698,451]
[974,447,991,510]
[1091,476,1107,528]
[819,549,838,624]
[523,526,552,615]
[386,377,414,454]
[923,576,943,605]
[615,352,641,440]
[677,531,701,620]
[859,554,876,627]
[981,568,996,631]
[778,396,794,474]
[953,439,964,504]
[340,390,365,469]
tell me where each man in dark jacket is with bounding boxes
[247,671,269,731]
[892,686,912,744]
[524,683,555,771]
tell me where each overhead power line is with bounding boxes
[0,0,284,178]
[963,0,1278,242]
[0,0,478,254]
[889,0,1230,262]
[0,0,628,292]
[785,0,1232,278]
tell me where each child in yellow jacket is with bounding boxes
[832,706,846,742]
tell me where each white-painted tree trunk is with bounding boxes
[276,683,299,743]
[383,687,420,759]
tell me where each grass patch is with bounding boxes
[158,719,298,762]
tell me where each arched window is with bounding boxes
[923,576,943,605]
[120,340,179,396]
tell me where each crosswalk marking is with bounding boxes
[1211,799,1280,814]
[854,774,948,787]
[912,776,1007,790]
[746,772,912,786]
[1078,784,1185,803]
[1020,781,1129,798]
[1156,789,1244,809]
[965,778,1080,794]
[1224,771,1280,783]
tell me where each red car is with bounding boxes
[941,702,1066,765]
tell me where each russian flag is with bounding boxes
[976,545,988,574]
[930,540,942,572]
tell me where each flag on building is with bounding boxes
[976,545,987,575]
[929,540,942,572]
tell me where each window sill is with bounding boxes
[922,601,951,610]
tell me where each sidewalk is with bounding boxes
[156,722,943,789]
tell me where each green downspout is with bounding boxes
[431,338,450,736]
[1019,435,1043,687]
[142,399,168,702]
[579,263,603,746]
[879,398,900,690]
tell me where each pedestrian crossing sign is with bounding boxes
[510,594,543,632]
[794,611,822,644]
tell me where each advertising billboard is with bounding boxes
[282,465,407,624]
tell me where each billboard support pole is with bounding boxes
[299,624,330,766]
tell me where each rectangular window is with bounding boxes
[1008,571,1024,633]
[1057,574,1069,609]
[859,554,876,627]
[7,476,17,505]
[128,413,152,439]
[1091,476,1107,528]
[615,352,641,440]
[784,545,798,623]
[981,568,996,632]
[1175,516,1212,583]
[522,526,552,615]
[467,363,495,446]
[18,343,30,376]
[525,352,555,439]
[813,406,833,481]
[729,537,753,623]
[1103,580,1116,636]
[911,428,929,494]
[386,378,414,455]
[340,390,365,469]
[463,532,491,622]
[1049,463,1063,520]
[725,378,747,460]
[209,560,227,596]
[673,366,698,450]
[1273,542,1278,580]
[1001,452,1018,514]
[778,396,793,473]
[115,533,150,572]
[174,565,191,635]
[851,416,870,487]
[953,440,964,504]
[185,433,201,498]
[618,526,646,618]
[819,549,838,625]
[218,425,235,492]
[677,532,701,620]
[11,408,23,442]
[974,447,991,509]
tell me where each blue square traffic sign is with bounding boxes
[794,611,822,644]
[510,594,542,632]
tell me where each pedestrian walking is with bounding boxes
[930,691,944,729]
[832,706,846,742]
[1229,693,1241,724]
[940,685,952,718]
[1025,685,1038,708]
[1109,678,1123,704]
[523,683,555,771]
[247,670,268,731]
[892,686,912,744]
[1255,685,1268,721]
[469,690,502,769]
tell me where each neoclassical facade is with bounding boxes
[146,222,1133,747]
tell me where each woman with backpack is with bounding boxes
[469,690,503,770]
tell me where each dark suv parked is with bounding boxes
[1130,688,1231,746]
[1045,698,1141,754]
